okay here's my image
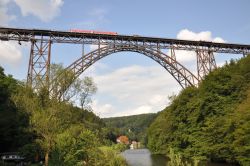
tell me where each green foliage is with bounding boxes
[12,85,105,165]
[0,64,115,165]
[103,113,157,144]
[147,55,250,165]
[111,143,128,153]
[50,125,127,166]
[99,146,128,166]
[0,66,32,152]
[230,89,250,165]
[49,64,97,106]
[51,125,100,166]
[77,76,97,110]
[19,143,41,162]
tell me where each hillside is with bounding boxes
[103,113,157,144]
[0,66,127,166]
[0,68,103,153]
[147,56,250,165]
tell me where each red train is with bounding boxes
[70,29,118,35]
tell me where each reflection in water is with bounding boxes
[151,154,168,166]
[121,149,167,166]
[122,149,153,166]
[121,149,234,166]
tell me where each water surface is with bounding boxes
[121,149,167,166]
[121,149,236,166]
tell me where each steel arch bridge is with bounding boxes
[0,27,250,98]
[53,45,198,99]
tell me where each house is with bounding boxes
[130,141,141,149]
[0,152,25,165]
[116,135,129,144]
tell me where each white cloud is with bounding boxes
[149,94,166,105]
[89,44,106,51]
[0,1,23,67]
[88,29,227,117]
[92,100,115,117]
[14,0,64,22]
[0,41,23,66]
[177,29,226,43]
[213,37,225,43]
[88,65,180,117]
[79,62,110,77]
[177,29,211,41]
[0,0,16,25]
[173,29,226,63]
[130,105,153,114]
[94,65,178,97]
[170,50,197,63]
[0,0,63,24]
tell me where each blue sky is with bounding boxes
[0,0,249,117]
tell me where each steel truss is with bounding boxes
[196,50,217,80]
[1,27,250,54]
[0,27,250,95]
[27,37,51,91]
[50,45,199,99]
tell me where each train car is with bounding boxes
[70,29,118,35]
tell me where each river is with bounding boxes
[121,149,235,166]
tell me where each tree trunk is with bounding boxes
[45,151,49,166]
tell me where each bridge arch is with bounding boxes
[52,45,199,98]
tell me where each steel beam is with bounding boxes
[27,37,51,91]
[196,50,216,80]
[0,27,250,54]
[50,45,199,99]
[1,27,250,95]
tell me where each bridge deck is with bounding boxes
[0,27,250,54]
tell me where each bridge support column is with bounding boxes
[170,47,176,60]
[170,47,177,66]
[196,50,216,80]
[27,37,52,91]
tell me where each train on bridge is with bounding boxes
[70,29,118,35]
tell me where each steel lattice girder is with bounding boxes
[196,50,217,80]
[50,45,199,99]
[0,27,250,54]
[1,27,249,94]
[27,38,51,90]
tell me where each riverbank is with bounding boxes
[121,149,237,166]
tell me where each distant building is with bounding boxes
[0,152,25,165]
[116,135,129,144]
[130,141,141,149]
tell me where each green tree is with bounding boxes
[0,66,31,152]
[52,125,102,166]
[77,76,97,110]
[49,64,80,101]
[147,55,250,165]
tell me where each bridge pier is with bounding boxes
[196,50,217,80]
[170,47,177,68]
[27,36,52,91]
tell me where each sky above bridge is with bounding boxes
[0,0,250,117]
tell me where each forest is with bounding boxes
[103,113,157,145]
[1,55,250,166]
[0,65,127,166]
[147,55,250,166]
